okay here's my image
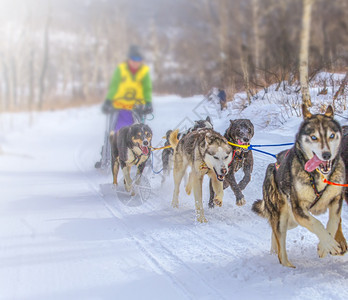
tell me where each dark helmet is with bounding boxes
[128,45,143,62]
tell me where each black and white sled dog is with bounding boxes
[252,105,347,268]
[162,116,213,182]
[169,128,232,223]
[209,119,254,207]
[110,123,153,195]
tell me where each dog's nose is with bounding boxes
[143,140,149,146]
[243,137,249,143]
[322,152,331,160]
[221,168,227,175]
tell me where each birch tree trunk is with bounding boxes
[38,15,51,110]
[299,0,314,107]
[252,0,260,71]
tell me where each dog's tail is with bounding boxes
[252,199,267,218]
[169,129,180,150]
[251,163,277,219]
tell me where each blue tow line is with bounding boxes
[149,142,295,174]
[250,143,294,148]
[151,151,163,174]
[249,143,294,159]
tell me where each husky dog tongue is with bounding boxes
[305,153,326,172]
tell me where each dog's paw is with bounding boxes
[185,185,192,195]
[208,200,215,208]
[335,228,348,255]
[197,215,208,223]
[171,200,179,208]
[337,240,348,255]
[317,237,341,258]
[236,197,246,206]
[213,198,223,207]
[281,260,296,268]
[125,185,132,193]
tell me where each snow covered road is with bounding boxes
[0,95,347,299]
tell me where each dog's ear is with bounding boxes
[302,105,312,120]
[206,116,211,123]
[324,105,334,118]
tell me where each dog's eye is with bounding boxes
[329,133,335,139]
[311,135,317,141]
[213,156,219,160]
[224,156,229,159]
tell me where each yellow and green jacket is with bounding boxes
[106,62,152,110]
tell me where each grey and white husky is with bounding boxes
[162,116,213,182]
[169,128,232,223]
[252,105,347,268]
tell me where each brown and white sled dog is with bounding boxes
[252,105,347,268]
[169,128,232,223]
[110,124,152,195]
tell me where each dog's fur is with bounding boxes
[341,125,348,203]
[162,116,213,180]
[209,119,254,207]
[170,128,232,223]
[252,105,347,267]
[110,123,152,195]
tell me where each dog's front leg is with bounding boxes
[192,172,207,223]
[112,157,120,185]
[238,157,253,191]
[122,164,134,195]
[327,196,347,254]
[208,179,215,208]
[292,198,341,258]
[135,162,146,185]
[227,171,246,206]
[210,174,224,207]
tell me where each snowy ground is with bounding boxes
[0,94,347,300]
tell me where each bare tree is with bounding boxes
[299,0,315,107]
[38,15,51,110]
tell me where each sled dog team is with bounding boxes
[109,105,348,268]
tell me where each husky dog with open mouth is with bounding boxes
[169,128,232,223]
[252,105,347,268]
[110,123,152,195]
[209,119,254,207]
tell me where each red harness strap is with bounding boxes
[322,178,348,187]
[229,150,237,167]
